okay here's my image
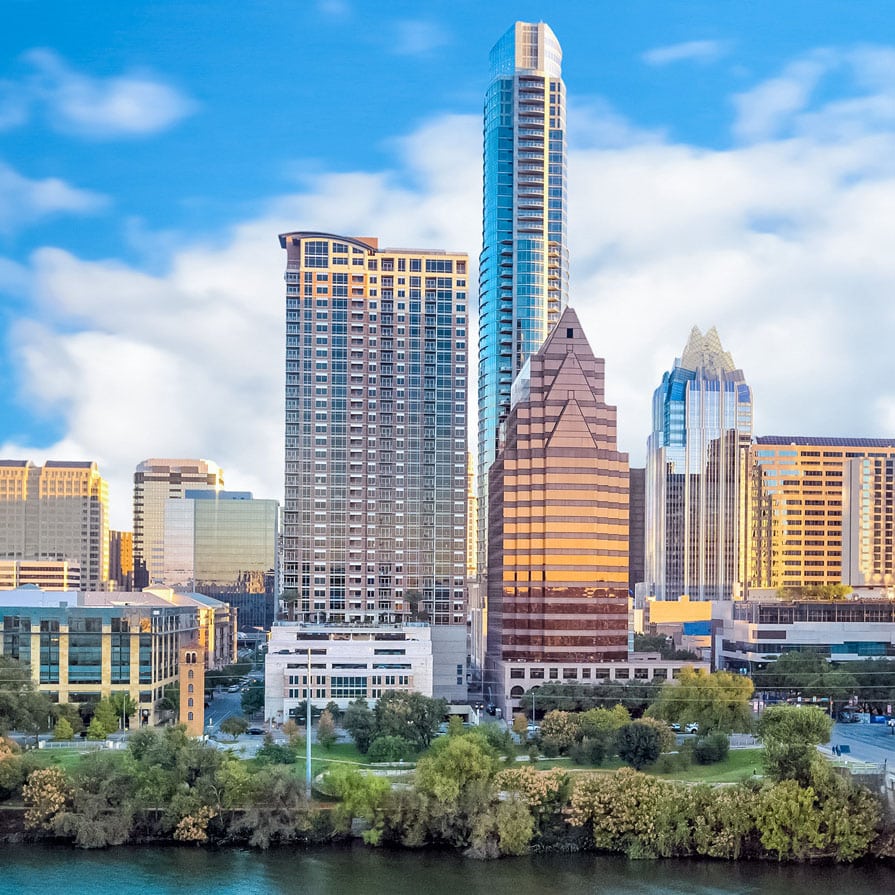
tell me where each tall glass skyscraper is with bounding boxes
[477,21,568,569]
[644,327,753,601]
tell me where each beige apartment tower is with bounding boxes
[0,460,110,590]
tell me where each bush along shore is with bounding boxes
[2,723,895,862]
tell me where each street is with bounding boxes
[825,720,895,767]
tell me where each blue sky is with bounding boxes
[2,0,895,525]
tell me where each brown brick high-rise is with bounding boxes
[486,306,629,680]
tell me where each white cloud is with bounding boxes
[12,49,196,138]
[642,39,729,67]
[0,161,107,232]
[5,45,895,524]
[390,20,450,57]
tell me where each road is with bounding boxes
[825,720,895,767]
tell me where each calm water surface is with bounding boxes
[0,844,889,895]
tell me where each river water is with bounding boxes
[0,844,889,895]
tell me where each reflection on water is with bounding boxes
[1,844,890,895]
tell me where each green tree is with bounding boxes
[343,698,376,753]
[109,692,137,730]
[511,712,528,737]
[316,709,337,750]
[758,704,832,785]
[53,717,74,741]
[241,681,264,715]
[0,656,54,741]
[374,691,446,750]
[538,710,581,754]
[616,721,662,770]
[648,668,753,732]
[220,716,249,740]
[415,733,499,808]
[91,699,119,736]
[86,717,108,740]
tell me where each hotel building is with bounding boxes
[745,437,895,592]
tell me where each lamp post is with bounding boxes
[306,647,312,799]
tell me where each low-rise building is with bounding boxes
[0,559,81,591]
[0,586,199,725]
[264,622,434,725]
[713,597,895,672]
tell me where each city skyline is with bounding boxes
[2,3,895,528]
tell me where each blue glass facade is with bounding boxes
[645,327,753,601]
[477,22,568,569]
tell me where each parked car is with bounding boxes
[246,727,265,736]
[669,722,681,732]
[685,722,699,734]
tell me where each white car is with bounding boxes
[685,722,699,734]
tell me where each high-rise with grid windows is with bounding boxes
[279,232,469,699]
[477,21,568,572]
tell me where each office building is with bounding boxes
[629,468,646,597]
[0,460,110,590]
[477,21,568,570]
[0,587,200,725]
[162,490,279,629]
[133,459,224,589]
[644,327,753,601]
[745,437,895,592]
[486,307,630,713]
[0,559,80,590]
[279,232,468,700]
[264,622,434,721]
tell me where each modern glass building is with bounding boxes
[0,460,110,591]
[162,490,279,628]
[279,232,469,699]
[133,459,224,589]
[477,21,568,570]
[644,327,753,601]
[486,307,629,708]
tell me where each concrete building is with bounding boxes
[644,327,753,601]
[477,21,569,572]
[0,460,110,591]
[629,467,645,597]
[0,587,200,725]
[485,307,630,714]
[162,490,279,629]
[713,597,895,672]
[264,622,434,723]
[744,437,895,592]
[133,459,224,589]
[280,232,468,701]
[842,455,895,590]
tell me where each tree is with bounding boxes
[220,716,249,740]
[758,704,832,785]
[539,710,581,754]
[53,717,74,741]
[374,691,446,750]
[281,719,304,748]
[368,735,416,762]
[343,698,376,753]
[86,718,108,740]
[0,656,54,741]
[109,693,137,730]
[316,709,337,750]
[241,682,264,715]
[616,721,662,770]
[648,668,753,732]
[512,713,528,737]
[414,733,499,809]
[91,699,119,736]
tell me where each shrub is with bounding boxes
[693,732,730,765]
[368,735,416,763]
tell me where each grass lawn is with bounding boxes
[653,748,764,783]
[30,748,90,772]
